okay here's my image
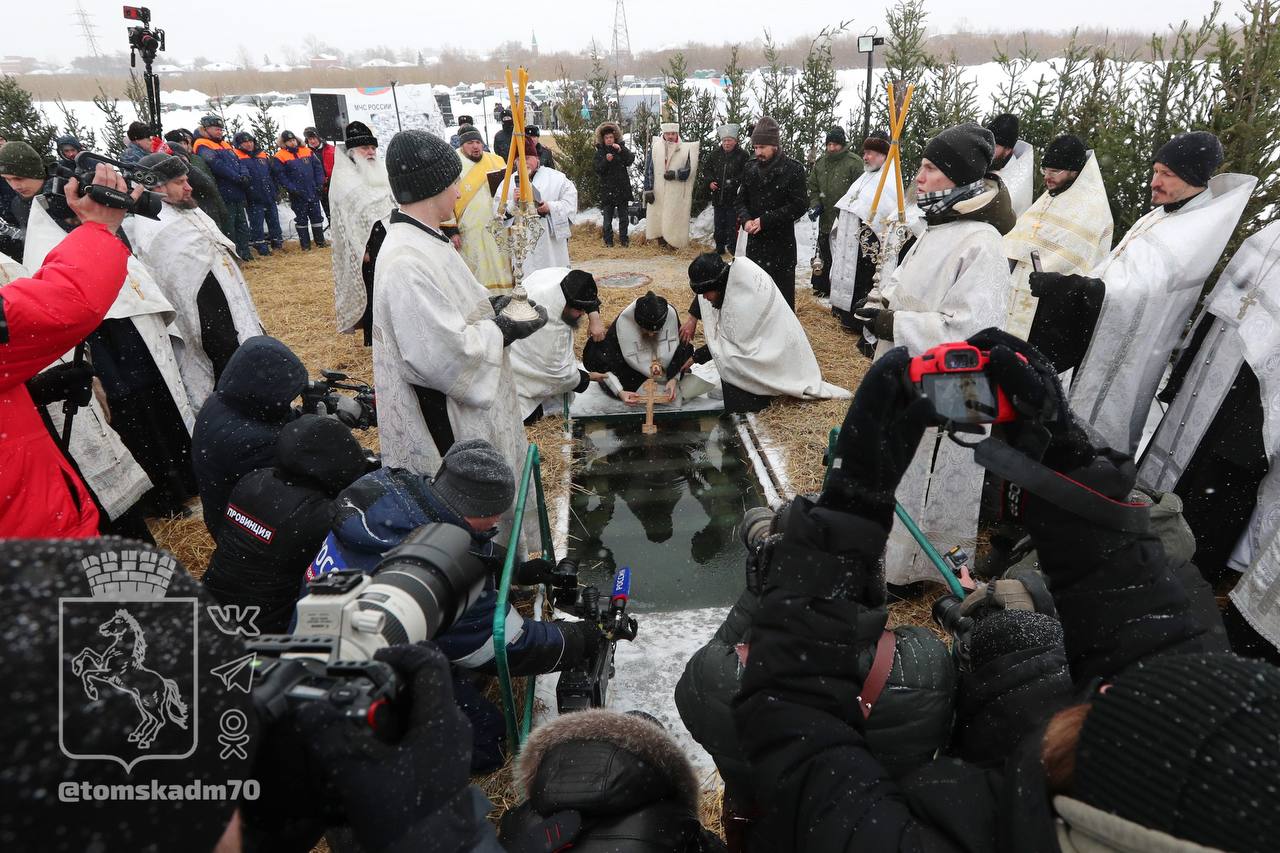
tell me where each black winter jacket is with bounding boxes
[703,144,749,208]
[732,481,1227,853]
[192,336,309,537]
[202,415,367,632]
[735,154,808,266]
[594,122,636,204]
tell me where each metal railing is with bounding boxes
[492,443,557,752]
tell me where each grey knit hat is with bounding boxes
[923,123,995,186]
[0,141,46,180]
[456,125,484,146]
[138,152,189,183]
[433,439,515,518]
[386,130,462,204]
[751,116,781,148]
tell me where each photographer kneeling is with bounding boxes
[732,331,1276,852]
[310,439,603,768]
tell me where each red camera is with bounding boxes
[123,6,150,23]
[908,343,1019,425]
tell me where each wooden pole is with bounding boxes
[641,361,660,434]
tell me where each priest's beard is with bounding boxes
[991,151,1012,171]
[464,149,483,163]
[349,154,391,192]
[168,197,199,210]
[562,309,582,328]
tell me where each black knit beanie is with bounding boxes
[386,130,462,204]
[457,125,484,146]
[1075,653,1280,852]
[923,123,995,187]
[688,252,730,294]
[1042,134,1088,172]
[986,113,1019,148]
[863,130,891,156]
[968,610,1064,671]
[0,141,46,180]
[560,269,600,312]
[1154,131,1224,188]
[344,120,377,149]
[432,439,515,518]
[634,291,669,331]
[138,152,189,183]
[825,126,847,146]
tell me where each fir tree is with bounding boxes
[721,45,750,128]
[249,98,281,153]
[93,86,128,158]
[793,24,850,165]
[54,98,97,153]
[754,32,798,158]
[554,72,600,208]
[0,75,57,157]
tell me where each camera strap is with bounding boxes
[857,630,897,720]
[973,437,1149,534]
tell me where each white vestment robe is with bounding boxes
[508,267,582,419]
[645,138,700,248]
[1069,173,1256,453]
[372,213,531,543]
[698,256,850,400]
[126,203,264,410]
[497,167,577,278]
[829,161,924,313]
[1137,223,1280,650]
[993,140,1036,218]
[875,191,1014,585]
[1003,152,1113,339]
[329,146,395,334]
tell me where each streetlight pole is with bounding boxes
[389,79,403,132]
[858,31,885,142]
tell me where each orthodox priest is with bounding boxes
[508,267,602,422]
[372,130,546,520]
[24,194,197,518]
[643,123,699,249]
[829,130,924,333]
[853,123,1014,587]
[584,290,695,404]
[125,153,264,410]
[986,113,1035,218]
[686,253,850,413]
[451,126,511,290]
[329,121,394,346]
[496,141,577,277]
[1030,131,1255,453]
[1004,134,1113,339]
[1137,223,1280,663]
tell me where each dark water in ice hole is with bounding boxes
[567,417,765,613]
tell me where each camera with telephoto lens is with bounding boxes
[555,566,639,712]
[247,523,486,738]
[49,151,165,220]
[908,343,1025,427]
[300,369,377,430]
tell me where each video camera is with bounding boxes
[248,523,486,738]
[124,7,165,65]
[50,151,165,220]
[300,369,377,431]
[554,564,638,712]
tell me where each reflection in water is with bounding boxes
[568,417,764,613]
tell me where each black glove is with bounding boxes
[502,810,583,853]
[808,204,823,222]
[819,347,934,526]
[853,304,894,341]
[556,618,606,668]
[27,361,94,407]
[489,294,513,314]
[514,557,553,586]
[1029,271,1104,299]
[492,302,549,346]
[663,169,676,180]
[644,190,655,205]
[295,643,475,852]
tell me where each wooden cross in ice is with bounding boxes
[641,361,662,435]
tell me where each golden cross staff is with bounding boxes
[858,81,916,290]
[490,66,543,323]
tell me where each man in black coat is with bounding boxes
[191,336,309,537]
[202,415,369,632]
[702,124,749,256]
[734,117,808,309]
[593,121,635,247]
[494,109,515,161]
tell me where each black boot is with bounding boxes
[312,225,327,248]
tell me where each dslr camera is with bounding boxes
[50,151,165,220]
[249,523,486,737]
[908,343,1023,427]
[300,369,377,430]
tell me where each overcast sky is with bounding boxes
[22,0,1245,64]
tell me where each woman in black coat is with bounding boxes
[593,121,636,248]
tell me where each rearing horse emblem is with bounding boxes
[71,608,189,750]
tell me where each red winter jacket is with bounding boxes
[0,223,129,538]
[314,141,335,188]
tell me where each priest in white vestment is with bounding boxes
[496,141,577,278]
[508,267,604,421]
[329,123,395,344]
[125,153,263,411]
[854,123,1015,586]
[644,123,699,249]
[374,130,547,542]
[1005,134,1113,340]
[1031,131,1255,454]
[987,113,1035,218]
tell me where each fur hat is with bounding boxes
[986,113,1019,148]
[163,128,192,145]
[344,121,377,150]
[595,122,622,145]
[279,130,298,145]
[457,114,474,126]
[385,130,461,204]
[751,116,781,148]
[826,126,847,146]
[559,269,600,312]
[1042,134,1088,172]
[659,122,680,135]
[688,252,731,294]
[863,129,891,156]
[923,123,995,186]
[716,124,739,140]
[127,121,152,142]
[1154,131,1224,188]
[456,125,483,146]
[0,141,45,180]
[199,114,223,129]
[303,127,321,139]
[634,291,670,331]
[232,131,254,147]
